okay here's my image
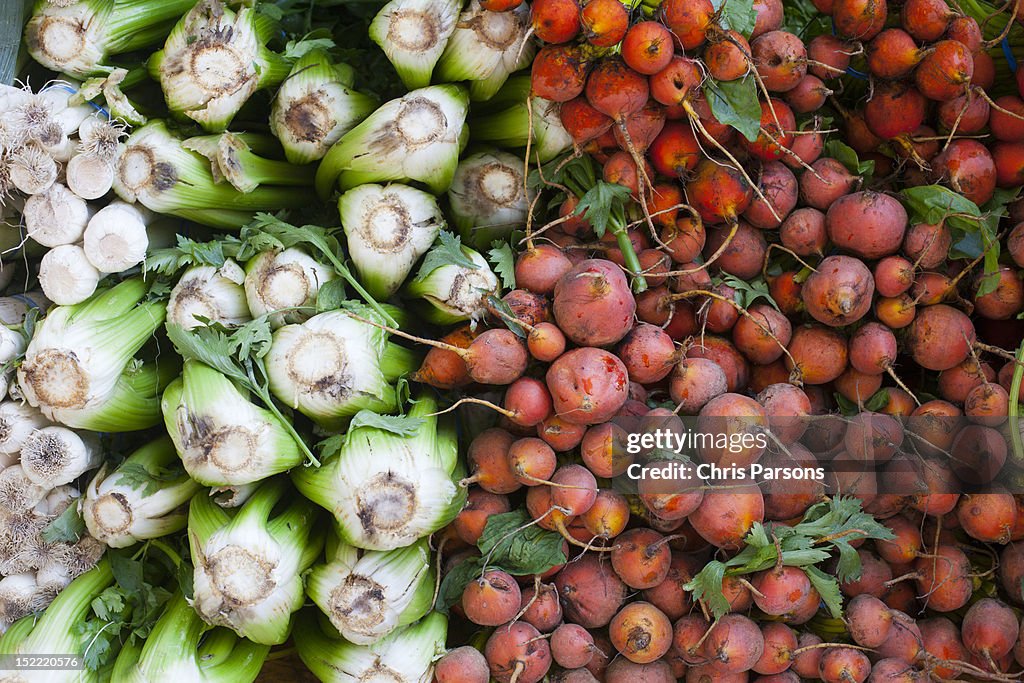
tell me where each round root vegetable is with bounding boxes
[553,259,636,346]
[800,158,858,210]
[555,554,628,628]
[745,162,799,229]
[918,618,967,680]
[546,348,630,425]
[875,610,923,663]
[751,31,807,92]
[938,358,994,403]
[502,377,555,428]
[609,601,673,664]
[528,322,566,362]
[516,244,574,295]
[550,464,598,517]
[485,621,552,683]
[621,21,674,75]
[509,437,557,486]
[752,566,815,617]
[974,267,1024,320]
[785,324,849,384]
[874,256,914,298]
[915,40,973,102]
[580,0,628,47]
[703,221,768,280]
[867,28,929,79]
[914,545,972,612]
[865,82,928,141]
[455,489,511,544]
[907,304,976,371]
[931,139,996,206]
[1001,544,1024,604]
[604,658,675,683]
[846,594,893,647]
[463,570,523,626]
[833,0,888,40]
[643,554,695,621]
[617,324,679,384]
[520,582,563,632]
[660,0,714,50]
[780,207,828,256]
[705,31,751,82]
[732,303,793,365]
[552,623,596,669]
[705,614,765,674]
[958,490,1015,544]
[436,646,490,683]
[687,158,754,225]
[638,462,704,520]
[964,382,1009,426]
[580,423,631,478]
[962,598,1018,663]
[818,647,871,683]
[610,528,674,589]
[826,191,908,259]
[808,35,852,79]
[670,358,728,414]
[793,634,825,678]
[802,255,875,327]
[754,623,797,675]
[532,45,589,102]
[689,481,765,549]
[696,393,768,468]
[467,428,520,494]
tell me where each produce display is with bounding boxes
[1,0,1024,680]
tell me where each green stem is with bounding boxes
[610,210,647,293]
[1009,340,1024,466]
[254,385,319,467]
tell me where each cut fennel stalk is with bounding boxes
[188,478,324,645]
[161,359,305,487]
[270,49,378,165]
[16,278,173,432]
[166,263,252,331]
[338,183,444,299]
[369,0,461,90]
[113,120,315,229]
[82,437,201,548]
[24,0,196,78]
[469,76,573,163]
[291,393,465,551]
[307,533,435,645]
[110,592,270,683]
[403,236,500,325]
[149,0,291,132]
[448,149,536,250]
[294,610,447,683]
[265,304,418,430]
[314,84,469,198]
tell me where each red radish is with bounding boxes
[745,161,798,229]
[785,324,849,384]
[436,646,490,683]
[463,570,523,626]
[546,348,630,425]
[508,437,557,486]
[519,582,563,632]
[609,602,673,664]
[531,0,581,43]
[552,259,635,346]
[705,614,765,673]
[780,207,827,256]
[686,160,754,225]
[902,0,954,40]
[455,489,511,544]
[802,255,875,327]
[485,621,552,683]
[670,358,728,414]
[752,31,808,92]
[527,322,566,362]
[555,554,628,628]
[660,0,714,50]
[622,21,674,75]
[826,191,908,259]
[705,31,752,82]
[467,428,521,494]
[532,45,589,102]
[580,0,628,47]
[551,624,596,669]
[865,82,928,140]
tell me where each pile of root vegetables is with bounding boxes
[420,0,1024,680]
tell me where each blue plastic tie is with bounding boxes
[1003,36,1018,73]
[52,84,110,119]
[845,66,869,80]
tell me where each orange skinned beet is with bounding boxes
[559,96,615,145]
[552,258,636,346]
[752,30,808,92]
[531,0,581,43]
[785,324,849,384]
[705,31,752,82]
[833,0,888,40]
[649,56,703,106]
[743,98,797,161]
[915,40,974,101]
[660,0,715,50]
[867,29,929,79]
[864,81,928,140]
[546,348,630,425]
[585,57,650,119]
[648,121,701,177]
[802,255,875,327]
[532,45,590,102]
[907,303,976,371]
[687,158,754,224]
[580,0,628,47]
[622,21,675,75]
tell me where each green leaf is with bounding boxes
[41,503,86,543]
[414,231,480,280]
[144,234,236,275]
[488,240,517,290]
[824,140,874,178]
[436,556,484,613]
[477,510,568,575]
[834,540,863,583]
[805,565,843,618]
[713,0,757,36]
[683,560,732,618]
[348,410,426,438]
[720,274,779,311]
[834,392,858,415]
[487,295,527,339]
[864,389,890,413]
[284,37,336,60]
[316,279,348,312]
[703,77,762,142]
[573,181,631,238]
[114,462,185,497]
